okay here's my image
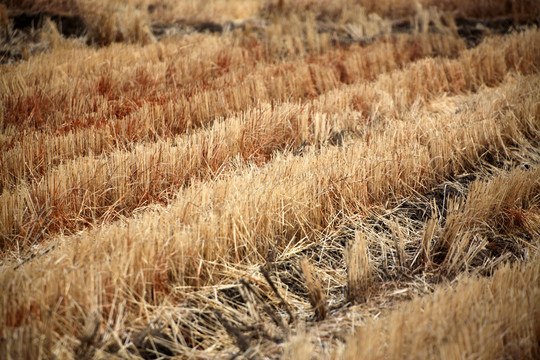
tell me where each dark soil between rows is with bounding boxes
[1,10,538,64]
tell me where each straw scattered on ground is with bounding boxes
[1,1,539,359]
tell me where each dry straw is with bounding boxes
[1,1,540,358]
[345,231,372,303]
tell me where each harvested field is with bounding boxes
[1,1,539,359]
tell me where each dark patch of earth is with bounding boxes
[10,12,86,37]
[2,11,539,64]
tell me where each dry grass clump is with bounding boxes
[345,231,372,303]
[0,103,328,250]
[0,28,465,133]
[83,2,154,46]
[158,0,260,24]
[300,258,328,320]
[343,260,540,360]
[1,1,540,358]
[1,28,484,247]
[438,169,540,274]
[3,28,537,250]
[261,0,369,22]
[1,32,539,258]
[356,165,539,281]
[2,71,538,355]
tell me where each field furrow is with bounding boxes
[2,70,539,357]
[1,32,467,190]
[2,30,538,251]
